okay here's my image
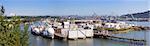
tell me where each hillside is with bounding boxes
[121,11,150,18]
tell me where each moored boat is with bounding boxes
[31,21,55,39]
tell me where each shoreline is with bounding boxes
[95,26,150,35]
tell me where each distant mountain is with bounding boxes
[121,11,150,18]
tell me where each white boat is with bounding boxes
[31,22,42,35]
[42,26,55,39]
[31,21,55,39]
[31,27,41,35]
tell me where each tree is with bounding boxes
[0,16,29,46]
[0,5,5,16]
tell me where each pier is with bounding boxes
[94,33,146,43]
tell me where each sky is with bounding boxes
[0,0,149,16]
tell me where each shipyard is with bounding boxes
[20,14,149,46]
[0,0,150,46]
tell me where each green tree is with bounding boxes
[0,16,29,46]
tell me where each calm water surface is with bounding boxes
[29,21,150,46]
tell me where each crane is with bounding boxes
[130,14,135,21]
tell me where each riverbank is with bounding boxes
[131,26,150,31]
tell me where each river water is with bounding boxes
[29,21,150,46]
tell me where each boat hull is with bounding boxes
[41,30,54,39]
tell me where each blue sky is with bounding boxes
[0,0,148,16]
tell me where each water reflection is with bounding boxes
[147,30,150,46]
[29,33,146,46]
[30,34,55,46]
[30,34,94,46]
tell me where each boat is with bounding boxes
[80,24,94,38]
[42,25,55,39]
[31,21,55,39]
[31,22,43,35]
